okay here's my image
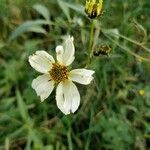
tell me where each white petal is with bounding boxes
[29,50,55,74]
[56,80,80,115]
[63,36,75,66]
[56,45,64,64]
[35,51,55,63]
[32,74,55,102]
[69,69,95,85]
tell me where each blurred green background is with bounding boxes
[0,0,150,149]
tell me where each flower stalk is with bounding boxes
[86,20,95,67]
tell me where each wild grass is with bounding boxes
[0,0,150,149]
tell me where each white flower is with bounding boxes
[28,36,94,115]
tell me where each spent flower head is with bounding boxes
[85,0,103,19]
[29,36,94,115]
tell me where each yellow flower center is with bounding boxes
[49,63,68,84]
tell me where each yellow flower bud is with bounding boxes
[85,0,103,19]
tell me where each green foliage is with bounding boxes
[0,0,150,150]
[9,20,51,41]
[33,4,50,21]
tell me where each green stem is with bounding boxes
[86,20,95,67]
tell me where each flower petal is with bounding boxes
[69,69,95,85]
[32,74,55,102]
[63,36,75,66]
[56,80,80,115]
[56,45,64,64]
[29,50,55,74]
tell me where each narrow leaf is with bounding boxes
[9,20,51,41]
[16,89,30,122]
[28,26,47,35]
[33,4,50,21]
[57,0,71,21]
[62,1,85,15]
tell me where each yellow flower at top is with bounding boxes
[85,0,103,19]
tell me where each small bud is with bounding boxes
[85,0,103,19]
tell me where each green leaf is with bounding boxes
[28,25,47,35]
[9,20,51,41]
[16,89,30,122]
[57,0,71,21]
[61,1,85,15]
[44,145,54,150]
[67,129,73,150]
[33,4,50,21]
[133,20,147,43]
[0,42,5,49]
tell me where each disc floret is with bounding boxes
[49,63,68,84]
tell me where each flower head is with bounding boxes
[28,36,94,115]
[85,0,103,19]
